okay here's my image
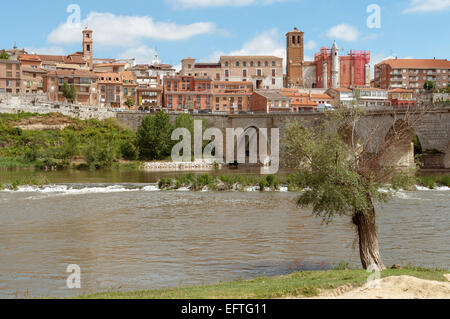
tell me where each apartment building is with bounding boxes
[43,69,98,105]
[211,81,253,113]
[97,72,123,108]
[220,56,283,90]
[249,90,291,113]
[163,76,213,111]
[374,58,450,93]
[121,71,137,109]
[180,56,283,90]
[0,59,22,94]
[134,73,163,110]
[18,54,47,93]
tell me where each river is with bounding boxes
[0,169,449,298]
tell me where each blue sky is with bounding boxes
[1,0,449,77]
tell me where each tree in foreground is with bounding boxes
[136,111,174,160]
[283,107,430,270]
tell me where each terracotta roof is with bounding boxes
[221,56,282,59]
[388,88,413,93]
[256,90,291,100]
[18,54,42,62]
[329,88,352,92]
[39,53,86,65]
[377,59,450,69]
[95,62,127,67]
[46,69,97,77]
[311,93,332,99]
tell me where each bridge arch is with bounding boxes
[379,119,420,169]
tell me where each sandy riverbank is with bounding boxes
[310,274,450,299]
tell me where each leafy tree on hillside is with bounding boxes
[136,111,174,160]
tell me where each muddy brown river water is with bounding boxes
[0,170,449,298]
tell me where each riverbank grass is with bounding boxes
[77,267,448,299]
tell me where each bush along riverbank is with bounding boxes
[0,112,138,170]
[0,111,204,171]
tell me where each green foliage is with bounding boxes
[413,135,422,155]
[136,111,174,160]
[259,179,269,191]
[83,134,119,169]
[424,80,435,91]
[120,140,139,160]
[125,97,134,108]
[0,113,136,170]
[284,119,373,222]
[58,130,80,161]
[60,83,77,101]
[78,268,448,299]
[391,172,418,191]
[0,51,9,60]
[438,175,450,187]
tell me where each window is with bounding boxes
[272,69,276,77]
[265,61,269,67]
[236,61,240,67]
[225,61,229,67]
[272,61,276,67]
[257,61,261,67]
[250,61,254,67]
[243,62,247,67]
[243,70,247,77]
[225,70,229,77]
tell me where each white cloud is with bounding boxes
[167,0,282,8]
[25,46,66,55]
[48,12,217,47]
[304,40,317,50]
[117,46,157,65]
[208,28,285,60]
[403,0,450,13]
[326,24,360,42]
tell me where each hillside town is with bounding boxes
[1,27,449,115]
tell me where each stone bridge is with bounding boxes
[117,108,450,169]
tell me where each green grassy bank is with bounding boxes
[76,267,448,299]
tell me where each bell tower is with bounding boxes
[82,28,93,70]
[286,27,304,88]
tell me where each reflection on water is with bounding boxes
[0,171,449,298]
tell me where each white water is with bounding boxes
[1,184,449,197]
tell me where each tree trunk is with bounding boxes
[352,197,386,271]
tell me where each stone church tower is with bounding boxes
[286,27,304,88]
[82,28,93,70]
